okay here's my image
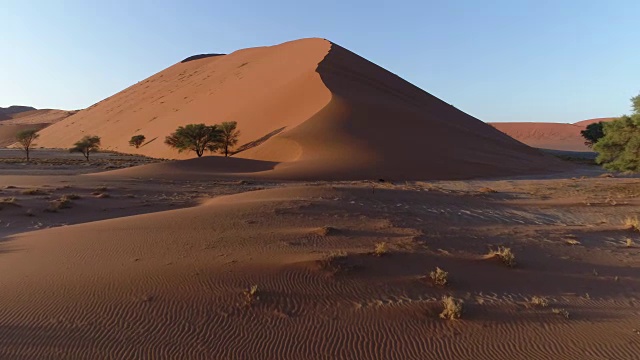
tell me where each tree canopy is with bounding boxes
[164,124,221,157]
[70,135,101,161]
[15,129,40,161]
[129,135,146,148]
[593,94,640,172]
[218,121,240,157]
[580,122,605,147]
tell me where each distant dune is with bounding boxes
[491,118,615,152]
[36,38,562,180]
[0,108,78,147]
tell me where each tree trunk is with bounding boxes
[26,148,30,162]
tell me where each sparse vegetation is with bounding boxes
[429,267,448,286]
[530,296,549,308]
[15,129,40,161]
[373,242,389,257]
[62,194,81,200]
[489,246,516,267]
[165,123,221,157]
[129,134,146,148]
[552,308,570,319]
[70,135,101,161]
[243,284,259,307]
[439,296,463,320]
[626,237,634,247]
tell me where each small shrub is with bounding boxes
[429,267,448,286]
[243,285,259,307]
[489,246,516,267]
[624,216,640,232]
[373,242,389,257]
[63,194,81,200]
[530,296,549,308]
[439,296,463,320]
[552,308,570,319]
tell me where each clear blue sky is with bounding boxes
[2,0,638,122]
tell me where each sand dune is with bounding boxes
[35,38,561,180]
[491,118,615,152]
[1,179,639,359]
[0,109,77,147]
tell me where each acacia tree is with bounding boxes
[218,121,240,157]
[15,129,40,161]
[580,122,605,147]
[70,135,101,161]
[129,134,146,148]
[165,124,221,157]
[593,94,640,172]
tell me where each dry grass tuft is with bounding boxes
[429,267,448,286]
[478,187,498,193]
[552,308,570,319]
[21,188,48,196]
[624,216,640,232]
[243,285,259,307]
[565,239,581,246]
[314,226,338,236]
[318,251,351,275]
[530,296,549,308]
[439,296,463,320]
[626,237,634,248]
[488,246,516,267]
[0,197,20,208]
[46,197,73,212]
[373,242,389,257]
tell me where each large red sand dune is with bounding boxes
[491,118,615,152]
[37,38,561,180]
[0,108,77,147]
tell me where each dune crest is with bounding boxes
[37,38,561,180]
[491,118,615,152]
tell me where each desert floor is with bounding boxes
[1,152,639,359]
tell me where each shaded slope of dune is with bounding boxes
[491,118,615,152]
[37,38,561,180]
